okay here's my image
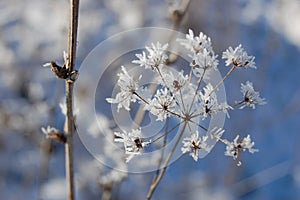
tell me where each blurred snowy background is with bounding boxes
[0,0,300,199]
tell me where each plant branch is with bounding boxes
[188,67,207,113]
[152,118,169,184]
[65,0,79,200]
[146,122,188,199]
[150,120,184,144]
[208,65,236,97]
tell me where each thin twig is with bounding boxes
[146,122,188,200]
[150,120,185,144]
[187,119,208,132]
[65,0,79,199]
[151,118,169,185]
[188,67,207,114]
[208,65,236,97]
[132,83,157,129]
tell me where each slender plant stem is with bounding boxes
[65,0,79,199]
[188,119,208,132]
[152,118,169,183]
[150,121,184,144]
[146,122,188,200]
[208,65,236,97]
[132,83,156,129]
[188,67,207,114]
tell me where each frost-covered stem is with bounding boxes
[187,119,208,132]
[208,65,236,97]
[146,122,188,200]
[188,64,194,83]
[232,100,245,108]
[150,121,184,144]
[157,68,167,86]
[165,109,184,119]
[152,118,169,183]
[178,87,187,112]
[65,0,79,199]
[132,82,156,128]
[209,131,230,146]
[133,91,149,104]
[188,67,207,113]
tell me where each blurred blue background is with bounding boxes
[0,0,299,199]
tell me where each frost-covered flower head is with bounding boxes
[155,69,188,93]
[177,29,218,71]
[106,66,141,111]
[181,131,209,161]
[224,134,258,166]
[238,81,266,109]
[198,83,231,119]
[114,128,148,162]
[222,44,256,68]
[132,42,168,70]
[192,48,219,70]
[106,29,264,168]
[144,88,176,121]
[177,29,213,54]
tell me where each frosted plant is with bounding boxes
[144,88,176,121]
[106,66,142,111]
[177,29,213,54]
[198,83,232,119]
[132,42,168,70]
[107,29,264,163]
[224,134,259,166]
[114,128,149,162]
[237,81,267,109]
[222,44,256,69]
[106,29,265,197]
[181,131,209,161]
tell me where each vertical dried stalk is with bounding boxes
[65,0,79,199]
